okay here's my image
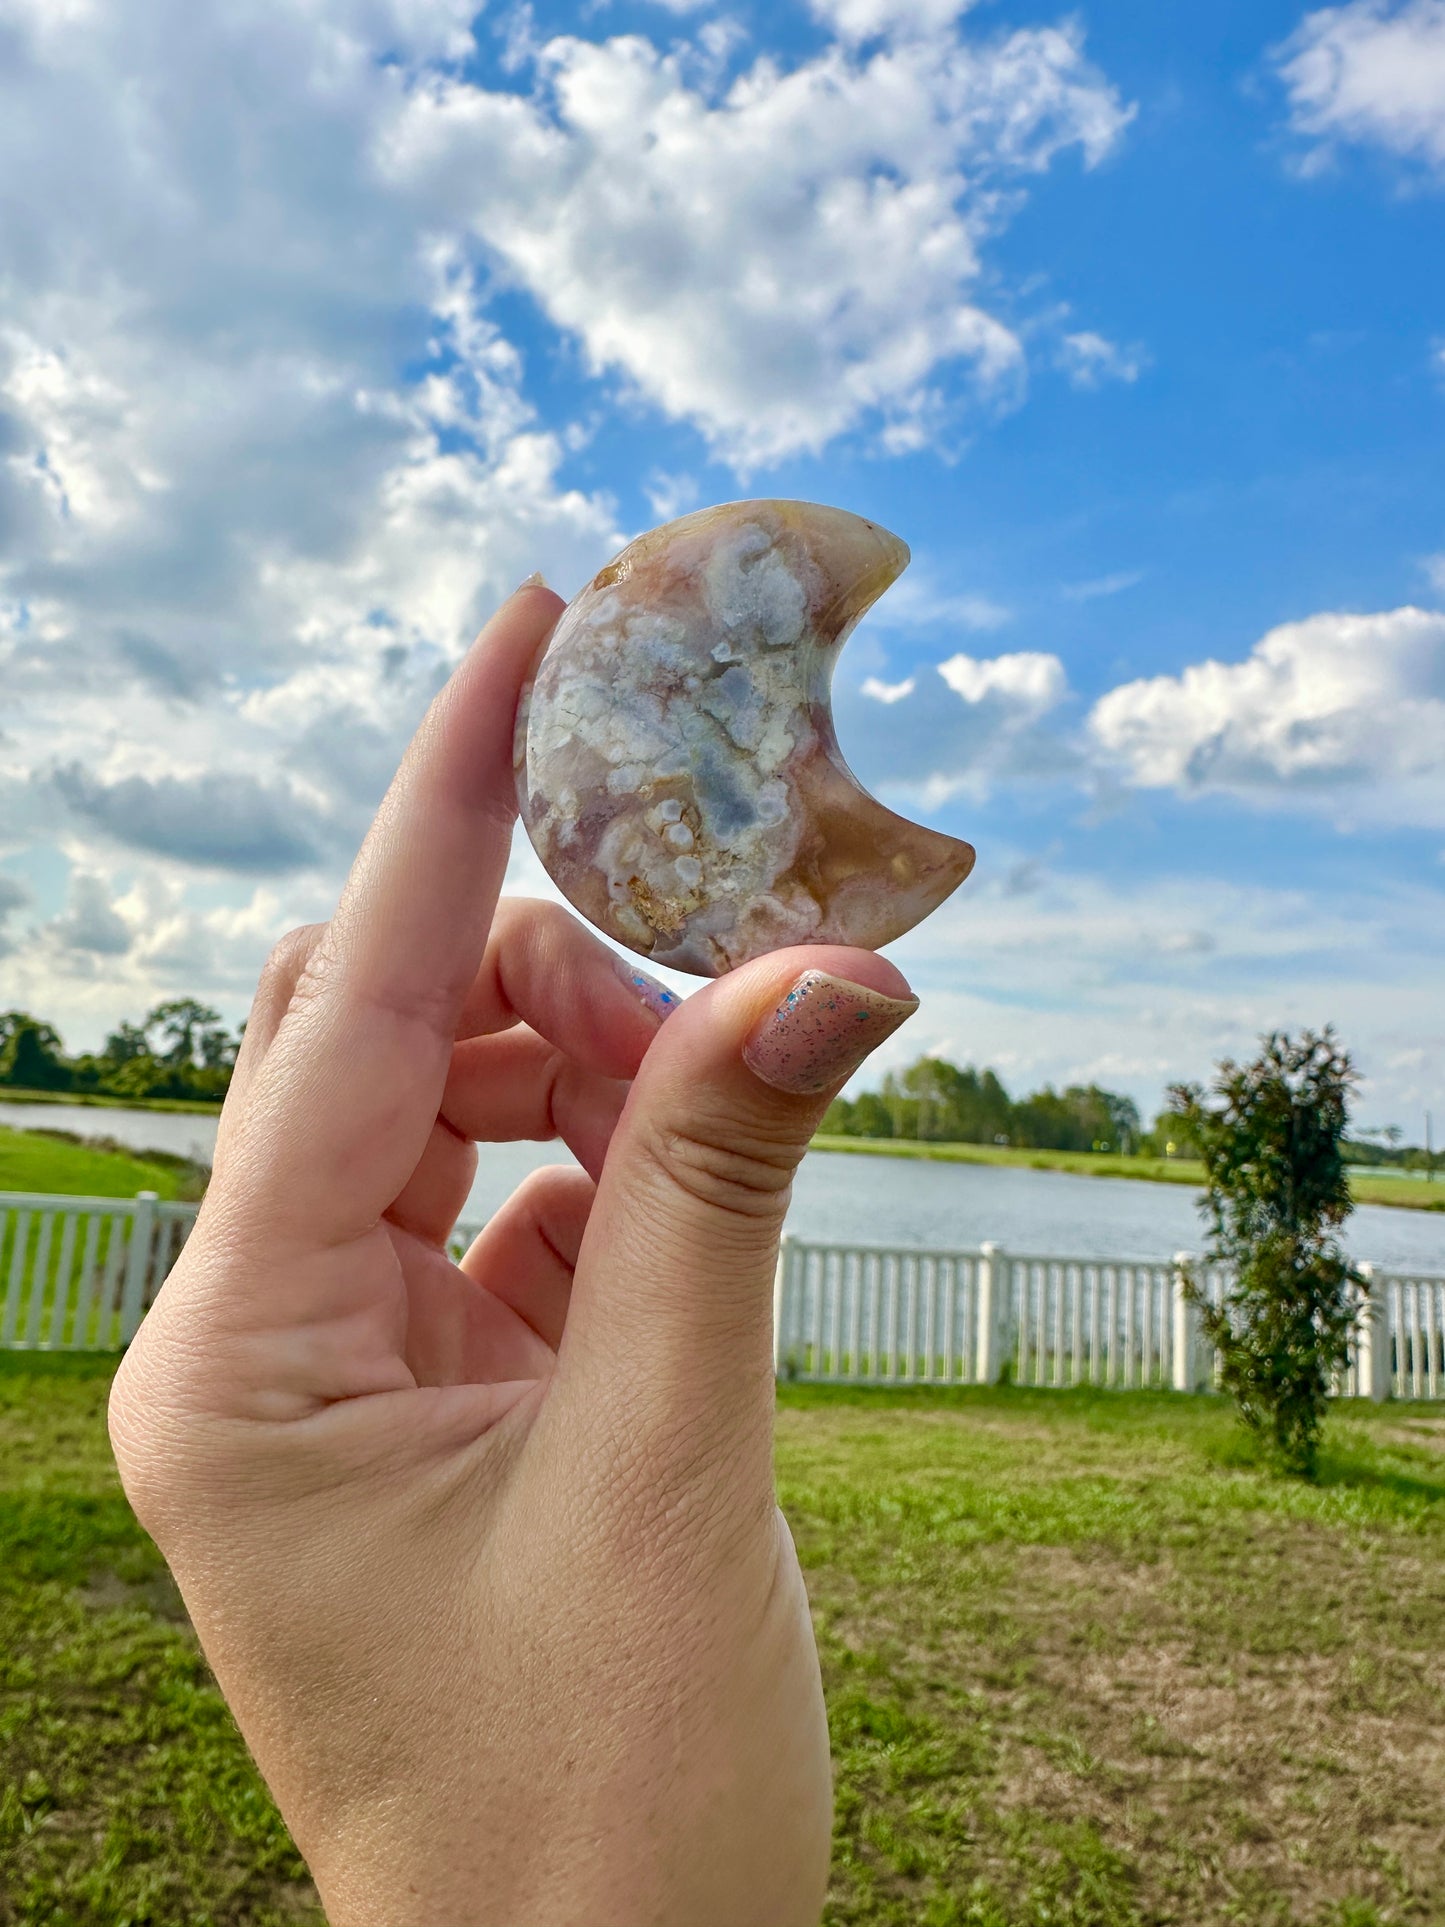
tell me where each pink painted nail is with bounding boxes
[743,970,918,1096]
[614,955,683,1025]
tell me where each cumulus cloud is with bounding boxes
[1276,0,1445,174]
[1057,330,1144,388]
[808,0,979,39]
[832,647,1074,809]
[44,872,133,958]
[888,862,1445,1128]
[0,0,636,1034]
[1089,605,1445,823]
[938,649,1067,712]
[381,12,1131,465]
[50,766,329,874]
[0,870,29,958]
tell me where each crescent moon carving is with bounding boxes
[515,499,976,977]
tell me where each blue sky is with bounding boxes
[0,0,1442,1132]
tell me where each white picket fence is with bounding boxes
[771,1236,1444,1402]
[0,1190,196,1352]
[3,1190,1443,1402]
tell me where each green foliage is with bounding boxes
[1169,1030,1365,1478]
[0,1002,238,1105]
[0,1014,72,1092]
[822,1055,1141,1153]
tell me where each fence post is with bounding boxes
[976,1243,1007,1384]
[119,1192,157,1346]
[1171,1252,1199,1393]
[773,1236,790,1378]
[1354,1264,1390,1402]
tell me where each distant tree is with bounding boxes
[0,1014,71,1091]
[198,1025,239,1071]
[823,1056,1141,1151]
[102,1020,150,1065]
[1169,1029,1363,1478]
[1011,1083,1138,1154]
[850,1090,895,1139]
[145,999,223,1067]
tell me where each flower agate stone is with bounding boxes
[515,499,976,976]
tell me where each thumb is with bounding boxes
[558,947,917,1451]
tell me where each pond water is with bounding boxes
[4,1099,1442,1273]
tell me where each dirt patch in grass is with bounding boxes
[988,1544,1445,1924]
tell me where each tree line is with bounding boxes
[821,1055,1145,1154]
[0,1002,240,1103]
[822,1051,1434,1169]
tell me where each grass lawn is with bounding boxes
[0,1128,206,1203]
[2,1364,1441,1927]
[810,1135,1445,1216]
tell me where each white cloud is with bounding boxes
[887,863,1445,1135]
[808,0,979,39]
[861,674,917,703]
[45,872,133,958]
[0,0,634,1030]
[381,13,1132,465]
[0,871,28,959]
[1425,550,1445,592]
[1089,605,1445,824]
[866,574,1012,633]
[1061,568,1144,602]
[643,470,701,522]
[1057,330,1143,389]
[938,649,1067,712]
[1276,0,1445,174]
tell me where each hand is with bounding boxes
[108,584,918,1927]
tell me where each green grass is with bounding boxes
[0,1128,207,1203]
[3,1364,1442,1926]
[811,1135,1445,1215]
[0,1088,222,1115]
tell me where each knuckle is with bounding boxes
[253,923,327,1016]
[639,1111,803,1223]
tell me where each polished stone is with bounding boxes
[515,499,976,976]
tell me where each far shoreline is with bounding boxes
[0,1087,223,1118]
[808,1134,1445,1216]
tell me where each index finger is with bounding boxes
[236,584,565,1243]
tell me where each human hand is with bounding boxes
[108,584,918,1927]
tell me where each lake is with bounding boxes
[4,1098,1442,1273]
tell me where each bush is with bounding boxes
[1169,1029,1366,1478]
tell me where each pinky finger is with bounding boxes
[458,1165,596,1354]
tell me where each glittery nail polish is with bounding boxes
[742,970,918,1096]
[614,956,683,1025]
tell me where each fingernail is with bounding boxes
[615,955,682,1026]
[517,570,547,591]
[743,970,918,1096]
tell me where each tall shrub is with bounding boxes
[1168,1029,1365,1477]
